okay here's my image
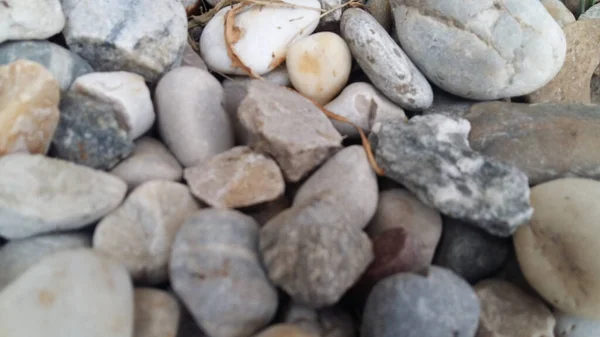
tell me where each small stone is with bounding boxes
[134,288,181,337]
[0,40,93,91]
[70,71,155,140]
[286,32,352,105]
[365,0,393,31]
[236,80,343,182]
[170,209,278,337]
[94,181,200,284]
[370,114,533,237]
[324,82,407,138]
[341,8,433,110]
[51,91,134,170]
[0,233,91,291]
[181,43,208,70]
[61,0,187,83]
[184,146,285,209]
[579,3,600,20]
[514,177,600,319]
[0,249,134,337]
[555,311,600,337]
[542,0,576,27]
[156,66,234,168]
[474,279,555,337]
[283,303,356,337]
[254,324,317,337]
[200,1,321,76]
[0,0,65,44]
[420,87,480,118]
[0,153,127,239]
[361,266,480,337]
[0,60,60,156]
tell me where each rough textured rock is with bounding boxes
[370,114,533,237]
[0,153,127,239]
[555,311,600,337]
[283,303,356,337]
[134,288,181,337]
[253,324,318,337]
[0,60,60,156]
[61,0,188,83]
[366,0,393,31]
[0,0,65,44]
[541,0,576,27]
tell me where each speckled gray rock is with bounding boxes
[170,209,278,337]
[391,0,567,100]
[0,40,93,91]
[0,153,127,239]
[541,0,576,27]
[370,114,533,237]
[362,266,480,337]
[134,288,181,337]
[555,311,600,337]
[0,0,65,44]
[61,0,187,83]
[580,3,600,20]
[340,8,433,110]
[51,91,134,170]
[283,303,356,337]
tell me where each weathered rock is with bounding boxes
[0,0,65,44]
[0,153,127,239]
[341,8,433,110]
[253,324,318,337]
[0,60,60,156]
[181,43,208,70]
[542,0,576,27]
[555,311,600,337]
[391,0,567,100]
[134,288,181,337]
[370,114,533,237]
[283,303,356,337]
[420,87,479,118]
[366,0,393,31]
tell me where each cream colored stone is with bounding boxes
[134,288,181,337]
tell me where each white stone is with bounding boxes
[555,311,600,337]
[70,71,155,140]
[0,0,65,44]
[200,0,322,76]
[0,249,134,337]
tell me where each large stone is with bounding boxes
[0,0,65,44]
[134,288,181,337]
[391,0,567,100]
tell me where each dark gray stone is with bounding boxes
[369,114,533,237]
[51,92,134,170]
[361,266,480,337]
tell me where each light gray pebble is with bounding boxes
[0,0,65,44]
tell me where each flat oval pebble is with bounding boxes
[134,288,181,337]
[0,0,65,44]
[555,311,600,337]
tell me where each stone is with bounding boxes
[340,8,433,110]
[236,80,343,182]
[0,60,60,156]
[366,0,393,31]
[184,146,285,209]
[0,40,93,91]
[200,0,321,76]
[0,249,134,337]
[110,137,183,191]
[391,0,567,100]
[0,0,64,44]
[514,178,600,319]
[420,87,480,118]
[465,102,600,185]
[555,311,600,337]
[0,233,91,291]
[361,266,480,337]
[182,43,208,70]
[542,0,576,27]
[51,91,134,170]
[370,114,533,237]
[525,20,600,104]
[324,82,407,138]
[155,66,234,168]
[0,153,127,239]
[70,71,155,140]
[475,279,556,337]
[61,0,187,83]
[286,32,352,105]
[170,209,278,337]
[134,288,181,337]
[244,196,292,227]
[283,304,356,337]
[94,181,200,284]
[580,3,600,20]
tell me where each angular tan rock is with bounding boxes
[134,288,181,337]
[0,59,60,155]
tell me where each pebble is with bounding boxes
[0,233,91,291]
[514,177,600,319]
[555,311,600,337]
[366,0,393,31]
[580,3,600,20]
[361,266,480,337]
[51,91,134,170]
[170,209,278,337]
[391,0,567,100]
[0,0,65,44]
[541,0,576,27]
[253,324,317,337]
[0,249,134,337]
[110,137,183,191]
[283,303,356,337]
[340,8,433,110]
[155,66,234,168]
[236,80,343,182]
[70,71,155,140]
[134,288,181,337]
[0,40,93,91]
[0,60,60,156]
[200,0,321,76]
[324,82,407,138]
[0,153,126,239]
[61,0,188,83]
[465,102,600,185]
[184,146,285,209]
[94,181,200,284]
[181,43,208,70]
[370,115,533,237]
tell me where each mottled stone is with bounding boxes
[134,288,181,337]
[370,114,533,237]
[555,311,600,337]
[0,0,65,44]
[181,43,208,70]
[542,0,576,27]
[366,0,393,31]
[253,324,317,337]
[283,303,356,337]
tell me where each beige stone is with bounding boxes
[542,0,576,27]
[134,288,180,337]
[253,324,317,337]
[0,59,60,155]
